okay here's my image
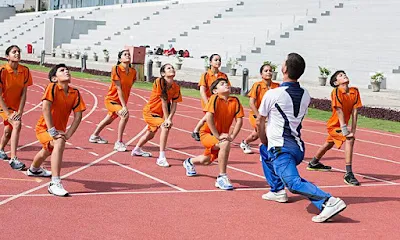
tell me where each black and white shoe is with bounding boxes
[48,182,69,197]
[27,167,52,177]
[9,157,25,171]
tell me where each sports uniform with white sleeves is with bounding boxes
[258,81,331,211]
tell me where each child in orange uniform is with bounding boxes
[131,64,182,167]
[89,50,136,152]
[240,63,280,154]
[183,78,244,190]
[191,54,230,141]
[0,45,33,170]
[308,70,362,186]
[29,64,86,197]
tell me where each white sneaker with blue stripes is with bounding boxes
[183,158,196,176]
[215,174,234,190]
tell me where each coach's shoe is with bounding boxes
[215,174,234,190]
[344,172,360,186]
[9,157,25,171]
[240,140,253,154]
[89,135,108,144]
[191,132,200,141]
[312,197,346,223]
[27,167,52,177]
[156,157,170,167]
[48,181,69,197]
[183,158,196,176]
[261,189,288,203]
[307,162,332,172]
[114,141,127,152]
[0,149,10,160]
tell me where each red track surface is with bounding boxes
[1,71,399,239]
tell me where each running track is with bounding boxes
[0,71,399,239]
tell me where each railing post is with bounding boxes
[40,50,45,66]
[147,59,153,82]
[241,68,249,96]
[81,53,87,72]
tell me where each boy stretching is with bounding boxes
[258,53,346,222]
[28,64,86,197]
[183,78,243,190]
[308,70,362,186]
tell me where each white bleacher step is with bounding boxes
[335,3,344,8]
[84,47,91,51]
[321,11,330,16]
[16,25,21,28]
[214,14,222,18]
[143,16,150,20]
[225,8,233,12]
[124,26,130,30]
[294,25,304,31]
[87,11,93,14]
[23,22,27,25]
[393,67,400,74]
[237,1,244,6]
[180,32,188,37]
[237,55,246,61]
[6,40,10,43]
[94,42,101,46]
[266,40,276,46]
[114,32,121,36]
[12,36,17,39]
[32,41,37,44]
[39,37,43,40]
[33,25,38,28]
[19,32,24,35]
[104,37,111,40]
[26,29,31,32]
[280,32,289,38]
[11,29,14,32]
[163,6,169,10]
[79,16,85,19]
[172,1,178,5]
[168,38,176,43]
[153,11,160,15]
[134,22,140,25]
[203,20,211,24]
[308,18,317,23]
[192,26,199,30]
[29,18,33,21]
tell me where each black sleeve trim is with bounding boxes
[335,88,342,106]
[72,89,81,110]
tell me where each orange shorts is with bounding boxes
[143,111,164,132]
[105,100,123,120]
[36,131,54,152]
[0,109,14,127]
[326,127,347,149]
[249,114,257,129]
[200,133,220,162]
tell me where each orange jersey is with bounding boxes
[198,69,230,107]
[105,65,137,103]
[247,80,280,116]
[326,87,362,129]
[200,94,244,135]
[143,78,182,117]
[36,83,86,133]
[0,63,33,111]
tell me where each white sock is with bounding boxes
[52,176,61,184]
[30,166,41,172]
[134,146,141,152]
[159,151,165,159]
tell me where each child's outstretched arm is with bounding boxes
[65,111,83,140]
[114,80,128,117]
[42,100,65,141]
[229,117,243,141]
[350,108,359,135]
[335,107,350,136]
[249,97,259,118]
[168,102,178,120]
[199,86,208,106]
[13,87,28,121]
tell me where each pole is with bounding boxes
[241,68,249,96]
[147,59,153,82]
[40,50,45,66]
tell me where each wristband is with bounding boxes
[341,125,350,136]
[47,127,59,137]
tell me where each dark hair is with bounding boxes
[159,64,174,100]
[330,70,346,87]
[210,78,228,93]
[5,45,21,56]
[48,63,68,82]
[259,63,272,74]
[209,53,221,63]
[117,49,130,65]
[285,53,305,80]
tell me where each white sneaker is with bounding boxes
[156,157,170,167]
[27,167,52,177]
[312,197,347,223]
[0,149,10,160]
[183,158,196,176]
[48,181,69,197]
[89,135,108,144]
[262,189,288,203]
[215,175,234,190]
[131,148,152,157]
[114,141,127,152]
[240,141,253,154]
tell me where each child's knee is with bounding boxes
[12,120,22,129]
[219,140,230,149]
[53,138,66,148]
[121,112,130,121]
[282,176,302,194]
